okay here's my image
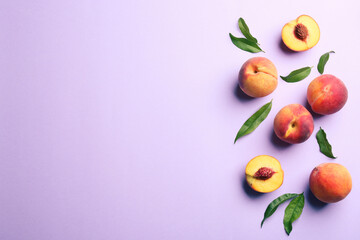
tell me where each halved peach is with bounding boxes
[282,15,320,52]
[245,155,284,193]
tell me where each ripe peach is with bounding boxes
[282,15,320,52]
[245,155,284,193]
[238,57,278,98]
[310,163,352,203]
[307,74,348,115]
[273,104,314,144]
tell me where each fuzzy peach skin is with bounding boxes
[238,57,278,98]
[310,163,352,203]
[273,104,314,144]
[307,74,348,115]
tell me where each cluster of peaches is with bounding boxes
[241,15,351,204]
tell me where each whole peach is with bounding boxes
[238,57,278,98]
[307,74,348,115]
[273,104,314,144]
[310,163,352,203]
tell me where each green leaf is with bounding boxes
[234,100,272,143]
[316,127,336,159]
[229,33,264,53]
[238,18,258,43]
[280,67,312,83]
[283,193,305,235]
[261,193,299,227]
[317,51,335,74]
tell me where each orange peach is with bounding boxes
[245,155,284,193]
[307,74,348,115]
[274,104,314,144]
[238,57,278,98]
[282,15,320,51]
[310,163,352,203]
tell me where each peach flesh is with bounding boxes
[245,155,284,193]
[281,15,320,52]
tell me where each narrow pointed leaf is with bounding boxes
[238,18,258,43]
[283,193,305,235]
[229,33,264,53]
[234,100,272,143]
[316,127,336,159]
[317,51,335,74]
[280,67,312,83]
[261,193,298,227]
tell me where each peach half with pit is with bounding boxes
[245,155,284,193]
[307,74,348,115]
[274,104,314,144]
[238,57,278,98]
[310,163,352,203]
[282,15,320,52]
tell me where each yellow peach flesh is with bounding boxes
[282,15,320,51]
[246,155,284,193]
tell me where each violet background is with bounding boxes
[0,0,359,239]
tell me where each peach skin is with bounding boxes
[274,104,314,144]
[307,74,348,115]
[310,163,352,203]
[238,57,278,98]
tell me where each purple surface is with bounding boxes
[0,0,359,239]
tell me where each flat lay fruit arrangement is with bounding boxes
[229,15,351,235]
